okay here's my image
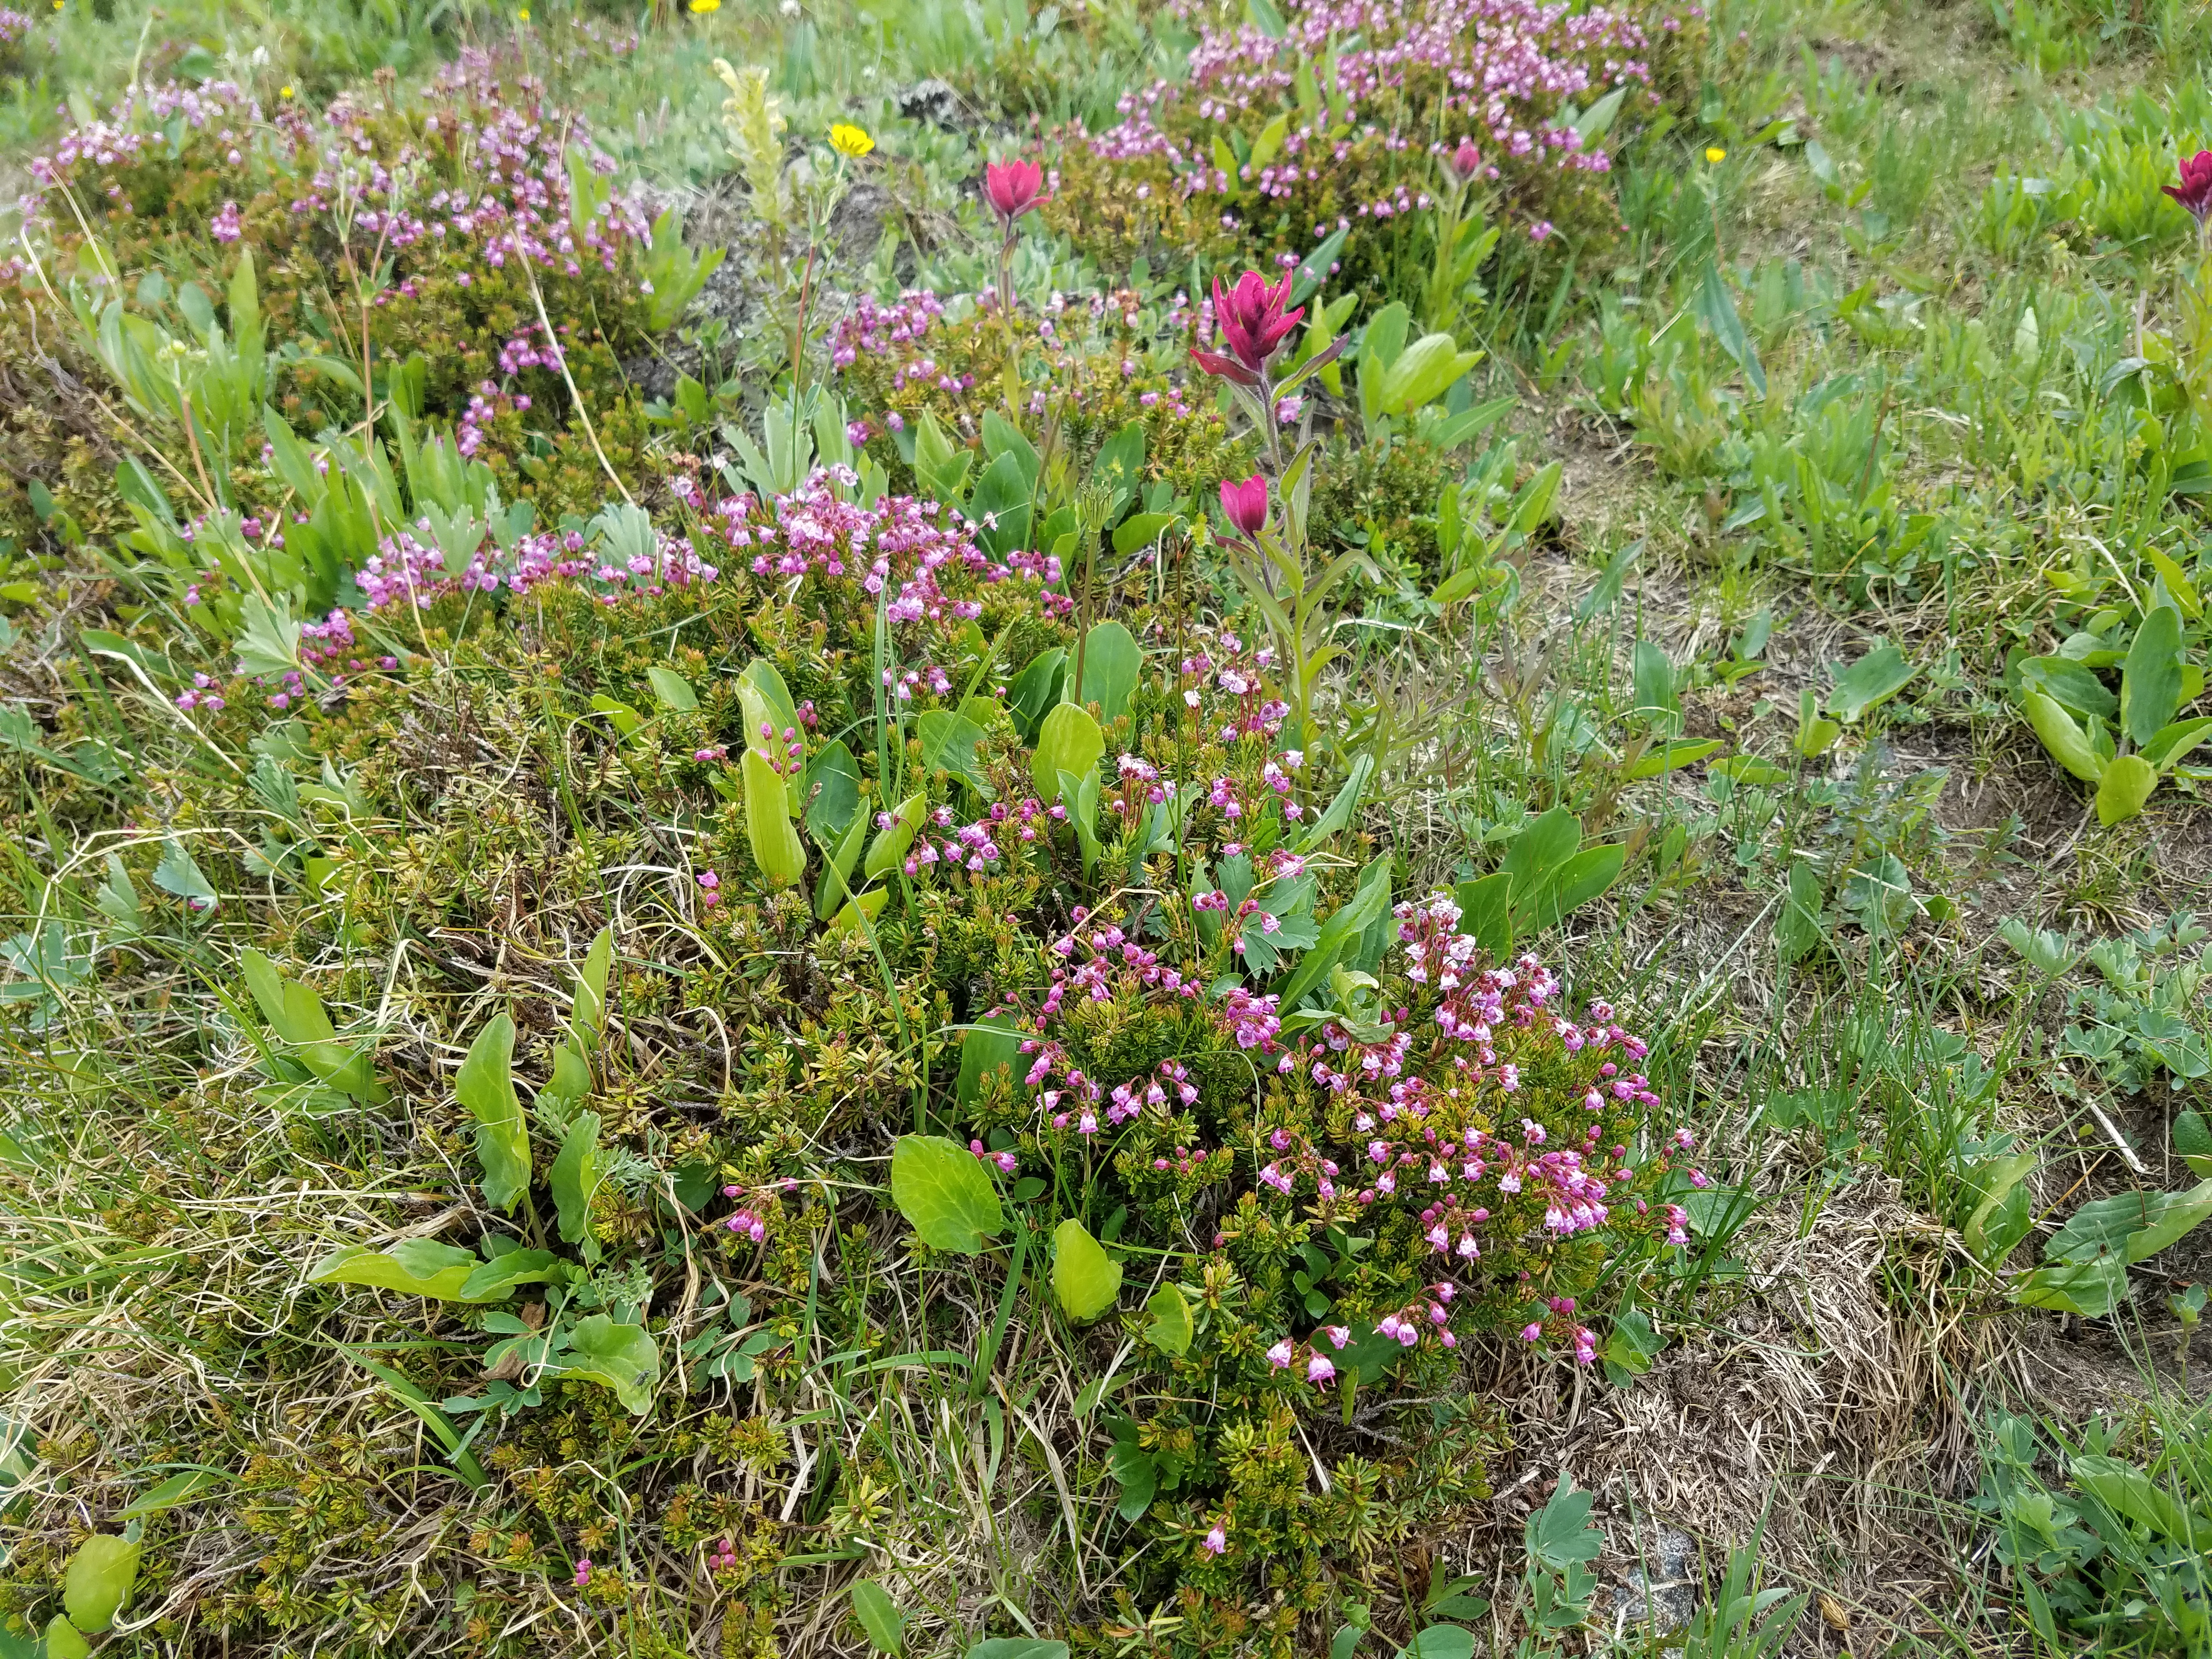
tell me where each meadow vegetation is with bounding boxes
[2,0,2212,1652]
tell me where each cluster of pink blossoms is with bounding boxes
[21,52,656,300]
[673,469,1070,624]
[355,522,718,612]
[1083,0,1686,241]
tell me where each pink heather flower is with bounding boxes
[1442,138,1482,186]
[574,1559,592,1588]
[1201,1525,1227,1556]
[2166,150,2212,223]
[1306,1351,1337,1384]
[985,157,1047,227]
[1265,1338,1294,1369]
[1521,1323,1543,1342]
[1218,473,1269,539]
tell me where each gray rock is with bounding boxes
[1611,1525,1698,1638]
[898,77,964,128]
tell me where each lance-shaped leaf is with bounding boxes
[458,1013,531,1214]
[550,1110,603,1252]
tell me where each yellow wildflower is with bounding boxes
[1705,146,1726,165]
[690,0,719,12]
[828,123,874,159]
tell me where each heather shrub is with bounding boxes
[1043,0,1709,299]
[11,49,680,459]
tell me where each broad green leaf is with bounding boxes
[1112,511,1176,556]
[63,1535,140,1634]
[863,793,926,882]
[2070,1455,2193,1541]
[918,709,994,797]
[742,748,807,885]
[1829,645,1917,723]
[2143,716,2212,773]
[1500,806,1581,892]
[458,1014,530,1214]
[1455,871,1514,959]
[550,1110,602,1249]
[242,949,334,1043]
[1515,843,1624,932]
[1962,1153,2040,1262]
[574,926,614,1046]
[310,1239,490,1301]
[2120,1178,2212,1262]
[556,1315,660,1415]
[890,1135,1004,1253]
[1631,640,1681,735]
[591,693,643,737]
[2021,692,2105,783]
[1775,860,1825,964]
[828,888,890,935]
[1398,1628,1475,1659]
[804,740,863,841]
[1572,84,1627,146]
[117,1469,230,1519]
[1051,1217,1122,1322]
[645,666,697,710]
[47,1615,92,1659]
[957,1017,1026,1107]
[1007,649,1066,742]
[2045,1183,2212,1267]
[1110,1438,1156,1520]
[1695,261,1765,397]
[851,1580,906,1655]
[1032,703,1103,798]
[1144,1284,1194,1356]
[2174,1109,2212,1179]
[981,410,1040,490]
[1622,738,1723,779]
[2120,604,2185,747]
[2017,656,2116,721]
[457,1248,561,1301]
[2095,753,2158,825]
[967,450,1032,556]
[1071,621,1143,721]
[2012,1256,2129,1317]
[1378,332,1482,414]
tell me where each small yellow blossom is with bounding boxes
[279,84,294,98]
[1705,146,1727,165]
[515,5,529,18]
[828,122,874,159]
[690,0,720,12]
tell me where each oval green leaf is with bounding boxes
[1052,1217,1122,1323]
[63,1534,140,1634]
[1032,702,1103,799]
[890,1135,1005,1254]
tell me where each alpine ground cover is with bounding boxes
[5,0,2212,1654]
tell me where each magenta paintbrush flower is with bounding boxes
[985,158,1046,227]
[1219,473,1269,539]
[1211,269,1305,373]
[2165,149,2212,224]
